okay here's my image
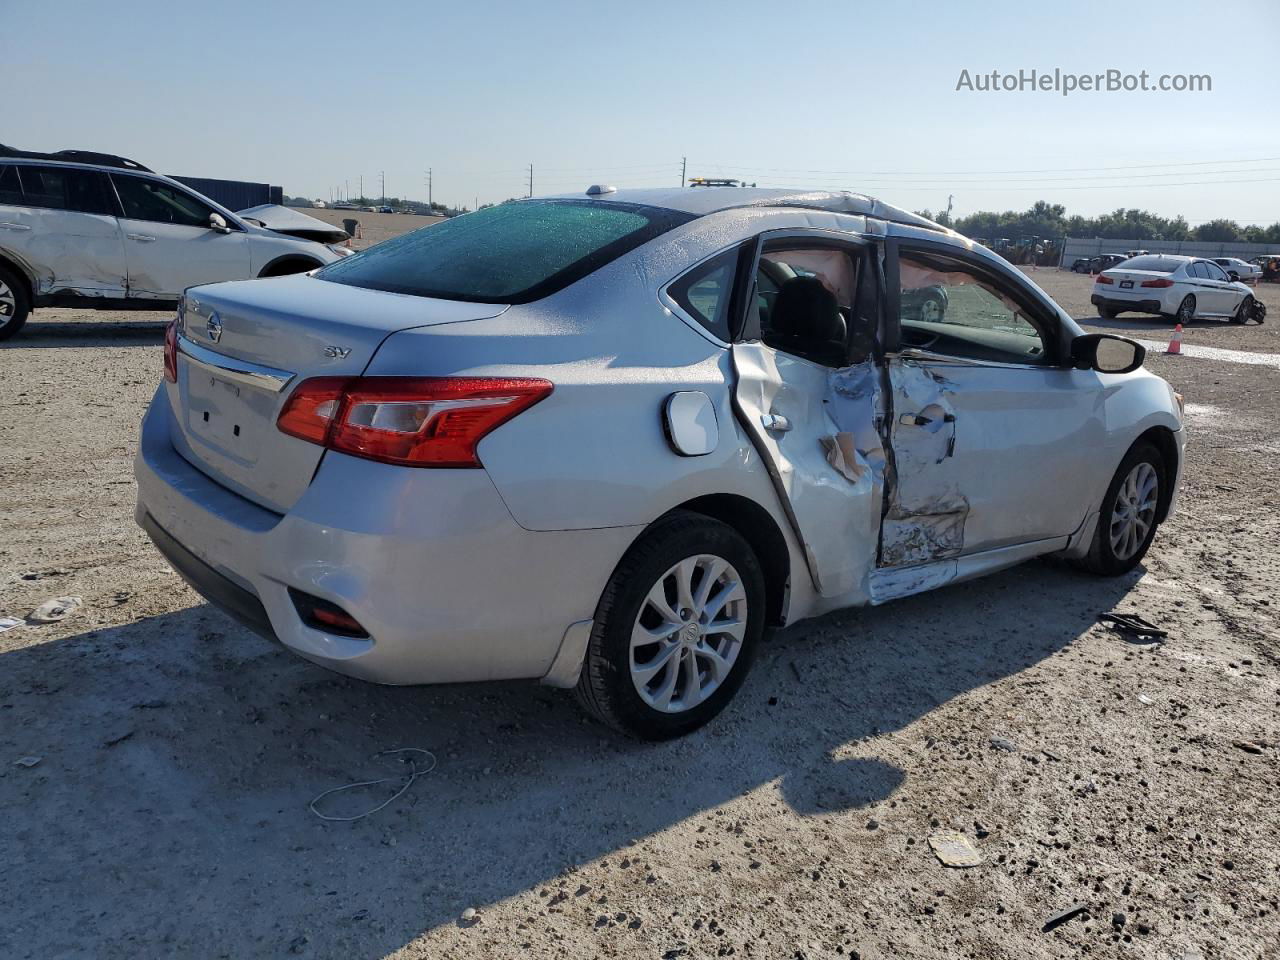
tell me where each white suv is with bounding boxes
[0,147,349,339]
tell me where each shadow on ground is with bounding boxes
[0,559,1138,957]
[1075,313,1232,332]
[5,317,167,347]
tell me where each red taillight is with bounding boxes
[276,376,348,444]
[1096,274,1115,285]
[163,319,178,383]
[1141,278,1174,288]
[277,376,553,468]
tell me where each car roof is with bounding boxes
[545,186,948,233]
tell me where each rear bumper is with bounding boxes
[1091,293,1167,315]
[134,388,639,685]
[141,511,276,641]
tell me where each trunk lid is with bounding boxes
[1100,268,1173,290]
[169,274,507,513]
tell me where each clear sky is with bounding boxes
[4,0,1277,224]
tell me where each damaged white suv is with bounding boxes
[134,188,1184,739]
[0,146,349,339]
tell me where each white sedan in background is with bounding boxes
[1211,257,1262,282]
[1092,254,1264,324]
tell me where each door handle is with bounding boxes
[127,233,156,242]
[761,413,792,432]
[899,412,956,426]
[0,221,31,231]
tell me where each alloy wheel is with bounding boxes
[0,279,15,318]
[1109,462,1158,561]
[629,554,747,713]
[1176,296,1195,323]
[920,298,943,322]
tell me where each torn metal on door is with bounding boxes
[878,359,967,568]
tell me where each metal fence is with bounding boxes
[1058,237,1280,267]
[170,176,283,212]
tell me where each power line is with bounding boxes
[687,156,1280,177]
[715,167,1280,187]
[746,175,1280,192]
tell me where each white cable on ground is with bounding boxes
[308,748,437,822]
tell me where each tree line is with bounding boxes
[914,200,1280,244]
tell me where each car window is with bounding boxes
[750,245,857,367]
[1204,262,1229,282]
[14,165,115,215]
[1189,262,1209,280]
[0,165,21,204]
[112,175,215,227]
[667,248,737,341]
[898,251,1050,366]
[318,199,692,304]
[1122,256,1178,273]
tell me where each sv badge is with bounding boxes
[324,345,352,359]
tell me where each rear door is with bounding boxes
[731,231,886,598]
[111,173,250,298]
[5,164,126,297]
[880,241,1104,566]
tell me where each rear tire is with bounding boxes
[1076,442,1165,577]
[0,265,32,341]
[1098,306,1118,320]
[1175,295,1196,324]
[575,511,765,740]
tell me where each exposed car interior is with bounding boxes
[752,245,876,367]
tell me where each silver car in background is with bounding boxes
[135,188,1184,739]
[0,146,350,340]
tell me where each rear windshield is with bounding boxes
[1118,256,1180,273]
[317,199,692,303]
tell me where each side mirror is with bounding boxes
[209,213,231,234]
[1071,333,1144,374]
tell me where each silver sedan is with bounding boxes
[136,187,1184,739]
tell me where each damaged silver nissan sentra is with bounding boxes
[135,187,1184,739]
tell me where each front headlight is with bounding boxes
[327,243,356,258]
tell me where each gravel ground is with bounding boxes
[2,255,1278,959]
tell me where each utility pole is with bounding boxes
[428,168,433,208]
[527,163,533,198]
[946,194,954,222]
[380,171,385,205]
[345,179,349,202]
[359,175,363,203]
[681,156,686,188]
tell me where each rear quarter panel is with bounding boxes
[362,280,786,533]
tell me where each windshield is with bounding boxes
[317,199,692,303]
[1118,256,1181,273]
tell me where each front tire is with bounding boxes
[575,511,765,740]
[1232,296,1254,325]
[0,265,32,341]
[1077,442,1165,577]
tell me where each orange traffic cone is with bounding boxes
[1166,323,1183,355]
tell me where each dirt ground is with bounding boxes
[2,253,1278,959]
